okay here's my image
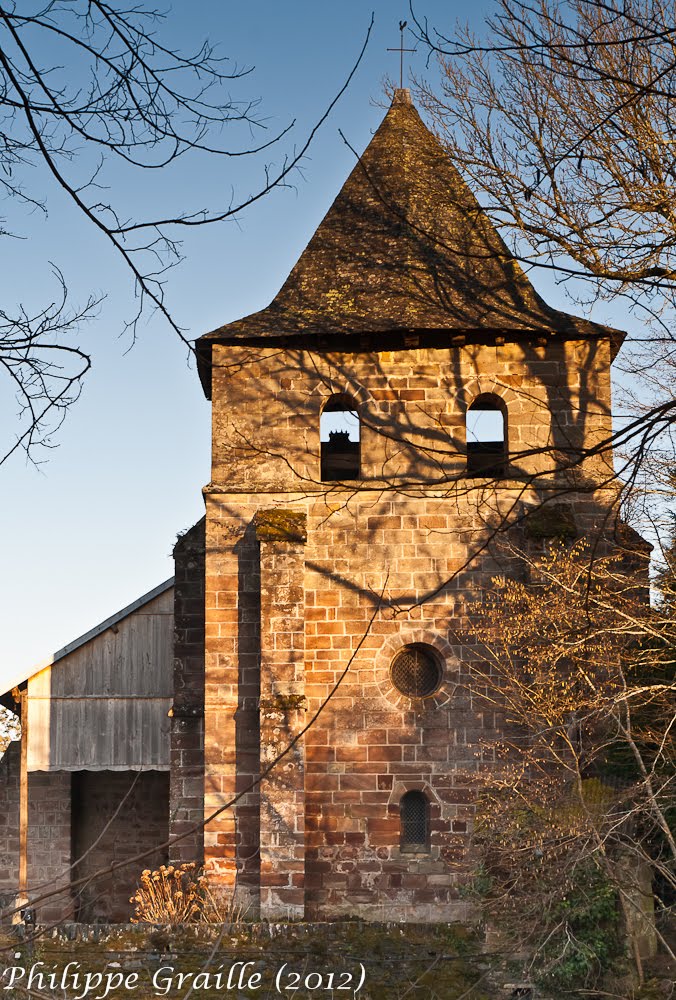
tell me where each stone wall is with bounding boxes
[1,750,74,924]
[2,761,169,923]
[0,742,20,917]
[170,519,206,866]
[28,771,73,922]
[209,340,614,491]
[201,339,618,920]
[72,771,169,922]
[255,511,307,919]
[201,517,261,913]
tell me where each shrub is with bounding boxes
[129,863,244,924]
[535,862,623,993]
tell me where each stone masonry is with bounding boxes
[27,771,73,922]
[0,746,73,923]
[72,771,169,921]
[196,342,616,922]
[174,90,625,921]
[170,519,206,866]
[0,741,20,915]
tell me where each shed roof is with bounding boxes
[197,89,624,397]
[0,578,175,699]
[24,579,175,772]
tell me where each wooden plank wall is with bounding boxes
[28,588,173,771]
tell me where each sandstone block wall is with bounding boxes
[201,518,261,912]
[72,771,169,922]
[199,338,617,921]
[210,340,613,491]
[170,519,206,865]
[28,770,73,922]
[256,512,307,919]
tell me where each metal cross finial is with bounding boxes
[387,20,415,89]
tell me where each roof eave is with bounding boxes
[197,317,626,400]
[1,577,175,698]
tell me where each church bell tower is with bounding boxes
[171,89,622,921]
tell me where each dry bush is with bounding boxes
[130,863,245,924]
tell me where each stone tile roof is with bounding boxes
[197,89,623,395]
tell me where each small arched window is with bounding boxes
[320,394,360,481]
[466,394,507,477]
[400,790,429,852]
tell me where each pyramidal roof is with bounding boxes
[197,89,622,395]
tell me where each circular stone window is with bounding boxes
[390,644,442,698]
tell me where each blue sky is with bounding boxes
[1,1,635,687]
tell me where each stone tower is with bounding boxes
[170,90,623,922]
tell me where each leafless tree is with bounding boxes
[462,537,675,987]
[409,1,676,491]
[411,0,676,319]
[0,1,371,466]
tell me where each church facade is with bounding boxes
[168,90,624,922]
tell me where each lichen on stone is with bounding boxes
[253,509,307,543]
[260,694,307,713]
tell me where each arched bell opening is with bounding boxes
[466,393,508,477]
[320,394,360,481]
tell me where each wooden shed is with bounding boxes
[0,579,174,923]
